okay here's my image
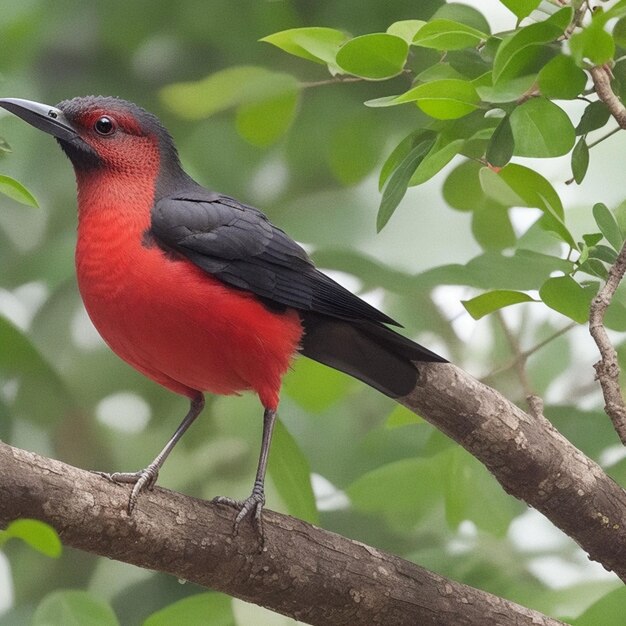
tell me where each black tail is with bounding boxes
[299,312,446,398]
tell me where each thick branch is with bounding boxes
[589,240,626,444]
[402,363,626,582]
[0,442,562,626]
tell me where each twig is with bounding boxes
[588,126,622,149]
[0,442,566,626]
[588,240,626,445]
[496,311,546,418]
[483,322,576,386]
[300,76,364,89]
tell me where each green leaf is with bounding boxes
[385,405,423,429]
[0,519,62,557]
[590,244,618,265]
[576,100,611,135]
[409,135,465,186]
[538,54,587,100]
[432,3,491,34]
[479,163,577,248]
[386,20,425,44]
[593,202,624,252]
[412,19,487,51]
[0,174,39,207]
[377,139,434,231]
[416,63,464,82]
[509,98,575,157]
[476,74,535,103]
[33,591,119,626]
[144,593,234,626]
[260,27,348,65]
[472,204,516,251]
[573,587,626,626]
[268,419,319,524]
[379,130,431,191]
[393,79,480,119]
[571,137,589,185]
[493,8,571,83]
[570,14,615,65]
[235,89,299,147]
[336,33,408,80]
[463,249,573,290]
[583,233,603,247]
[615,200,626,238]
[161,66,299,119]
[444,159,498,212]
[539,275,597,323]
[499,0,541,20]
[462,290,535,319]
[486,115,514,167]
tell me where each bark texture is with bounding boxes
[402,363,626,582]
[0,441,565,626]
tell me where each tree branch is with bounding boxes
[401,363,626,582]
[587,63,626,443]
[590,65,626,130]
[589,240,626,445]
[0,442,564,626]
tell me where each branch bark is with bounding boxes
[589,240,626,445]
[401,363,626,582]
[0,441,564,626]
[590,65,626,130]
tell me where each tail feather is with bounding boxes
[299,312,446,398]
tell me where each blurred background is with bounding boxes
[0,0,625,624]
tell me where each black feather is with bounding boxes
[149,177,447,400]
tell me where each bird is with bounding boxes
[0,96,446,537]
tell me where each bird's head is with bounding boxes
[0,96,181,180]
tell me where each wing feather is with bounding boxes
[151,193,398,326]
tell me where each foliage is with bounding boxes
[0,0,625,624]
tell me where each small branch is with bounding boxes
[589,240,626,445]
[0,442,565,626]
[588,126,622,149]
[483,322,576,392]
[497,311,539,411]
[300,76,364,89]
[590,65,626,130]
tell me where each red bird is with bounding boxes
[0,96,445,534]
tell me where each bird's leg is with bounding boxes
[214,406,277,541]
[97,393,205,514]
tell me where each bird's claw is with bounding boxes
[94,466,160,514]
[213,489,265,545]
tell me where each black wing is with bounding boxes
[150,191,399,326]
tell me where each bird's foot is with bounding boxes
[94,465,160,514]
[213,482,266,545]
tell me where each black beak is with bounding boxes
[0,98,78,142]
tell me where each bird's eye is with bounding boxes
[94,116,115,135]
